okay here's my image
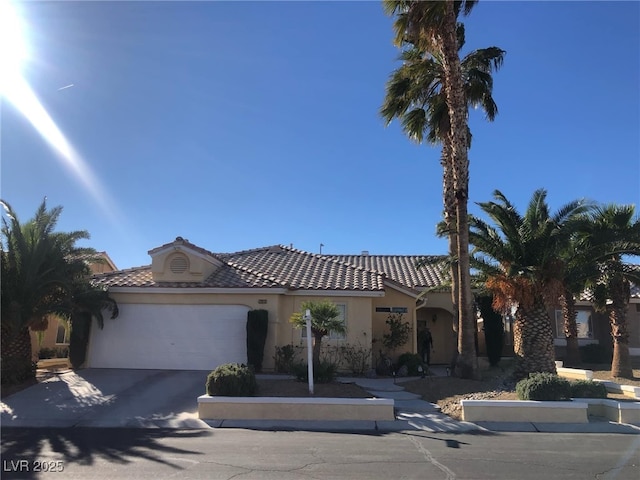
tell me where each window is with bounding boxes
[376,306,408,314]
[555,310,592,339]
[55,320,70,345]
[301,304,346,340]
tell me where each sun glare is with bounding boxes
[0,0,121,226]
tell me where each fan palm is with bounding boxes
[382,0,502,378]
[469,189,590,378]
[290,300,346,366]
[581,205,640,378]
[1,199,117,381]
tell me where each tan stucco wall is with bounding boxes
[461,400,588,423]
[279,295,374,366]
[150,249,220,283]
[198,396,395,421]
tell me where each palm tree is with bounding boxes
[382,0,502,378]
[582,205,640,378]
[0,199,116,381]
[290,300,346,366]
[469,189,590,378]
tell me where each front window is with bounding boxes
[555,310,592,339]
[301,304,346,340]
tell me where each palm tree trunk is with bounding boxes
[441,144,459,352]
[609,277,632,378]
[313,333,323,367]
[513,299,557,379]
[440,0,477,379]
[560,292,581,366]
[1,323,36,384]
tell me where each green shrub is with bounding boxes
[338,343,372,375]
[579,343,612,364]
[515,372,571,400]
[570,380,607,398]
[206,363,257,396]
[397,352,425,376]
[246,309,269,372]
[292,361,337,383]
[273,345,301,373]
[38,347,69,359]
[382,313,411,351]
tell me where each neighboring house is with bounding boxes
[83,238,640,371]
[30,252,117,359]
[549,283,640,360]
[86,237,458,371]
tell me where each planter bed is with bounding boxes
[198,396,395,421]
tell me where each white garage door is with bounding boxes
[87,304,249,370]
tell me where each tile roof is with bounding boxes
[325,254,448,289]
[92,245,408,292]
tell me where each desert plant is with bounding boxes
[206,363,257,396]
[339,342,372,375]
[290,300,346,366]
[292,361,337,384]
[382,313,411,351]
[397,352,425,376]
[515,372,571,401]
[246,309,269,372]
[273,344,301,373]
[579,343,612,365]
[570,380,607,398]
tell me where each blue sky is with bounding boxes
[2,1,639,270]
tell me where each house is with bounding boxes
[85,237,458,371]
[30,252,118,359]
[84,237,640,371]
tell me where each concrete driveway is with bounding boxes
[1,369,211,428]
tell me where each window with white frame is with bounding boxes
[555,310,592,339]
[301,304,347,340]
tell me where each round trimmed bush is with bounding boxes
[206,363,257,396]
[397,352,425,376]
[570,380,607,399]
[515,372,571,401]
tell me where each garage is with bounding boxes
[87,304,250,370]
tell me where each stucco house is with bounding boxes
[85,237,459,371]
[83,237,640,371]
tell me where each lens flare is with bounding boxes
[1,0,121,225]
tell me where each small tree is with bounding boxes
[382,313,411,352]
[290,300,346,366]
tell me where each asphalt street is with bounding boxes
[2,427,639,480]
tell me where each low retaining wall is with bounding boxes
[198,396,395,421]
[461,400,588,423]
[557,367,593,380]
[461,398,640,424]
[37,358,70,369]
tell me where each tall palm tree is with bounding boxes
[0,199,116,381]
[582,205,640,378]
[382,0,501,378]
[290,300,346,366]
[469,189,590,378]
